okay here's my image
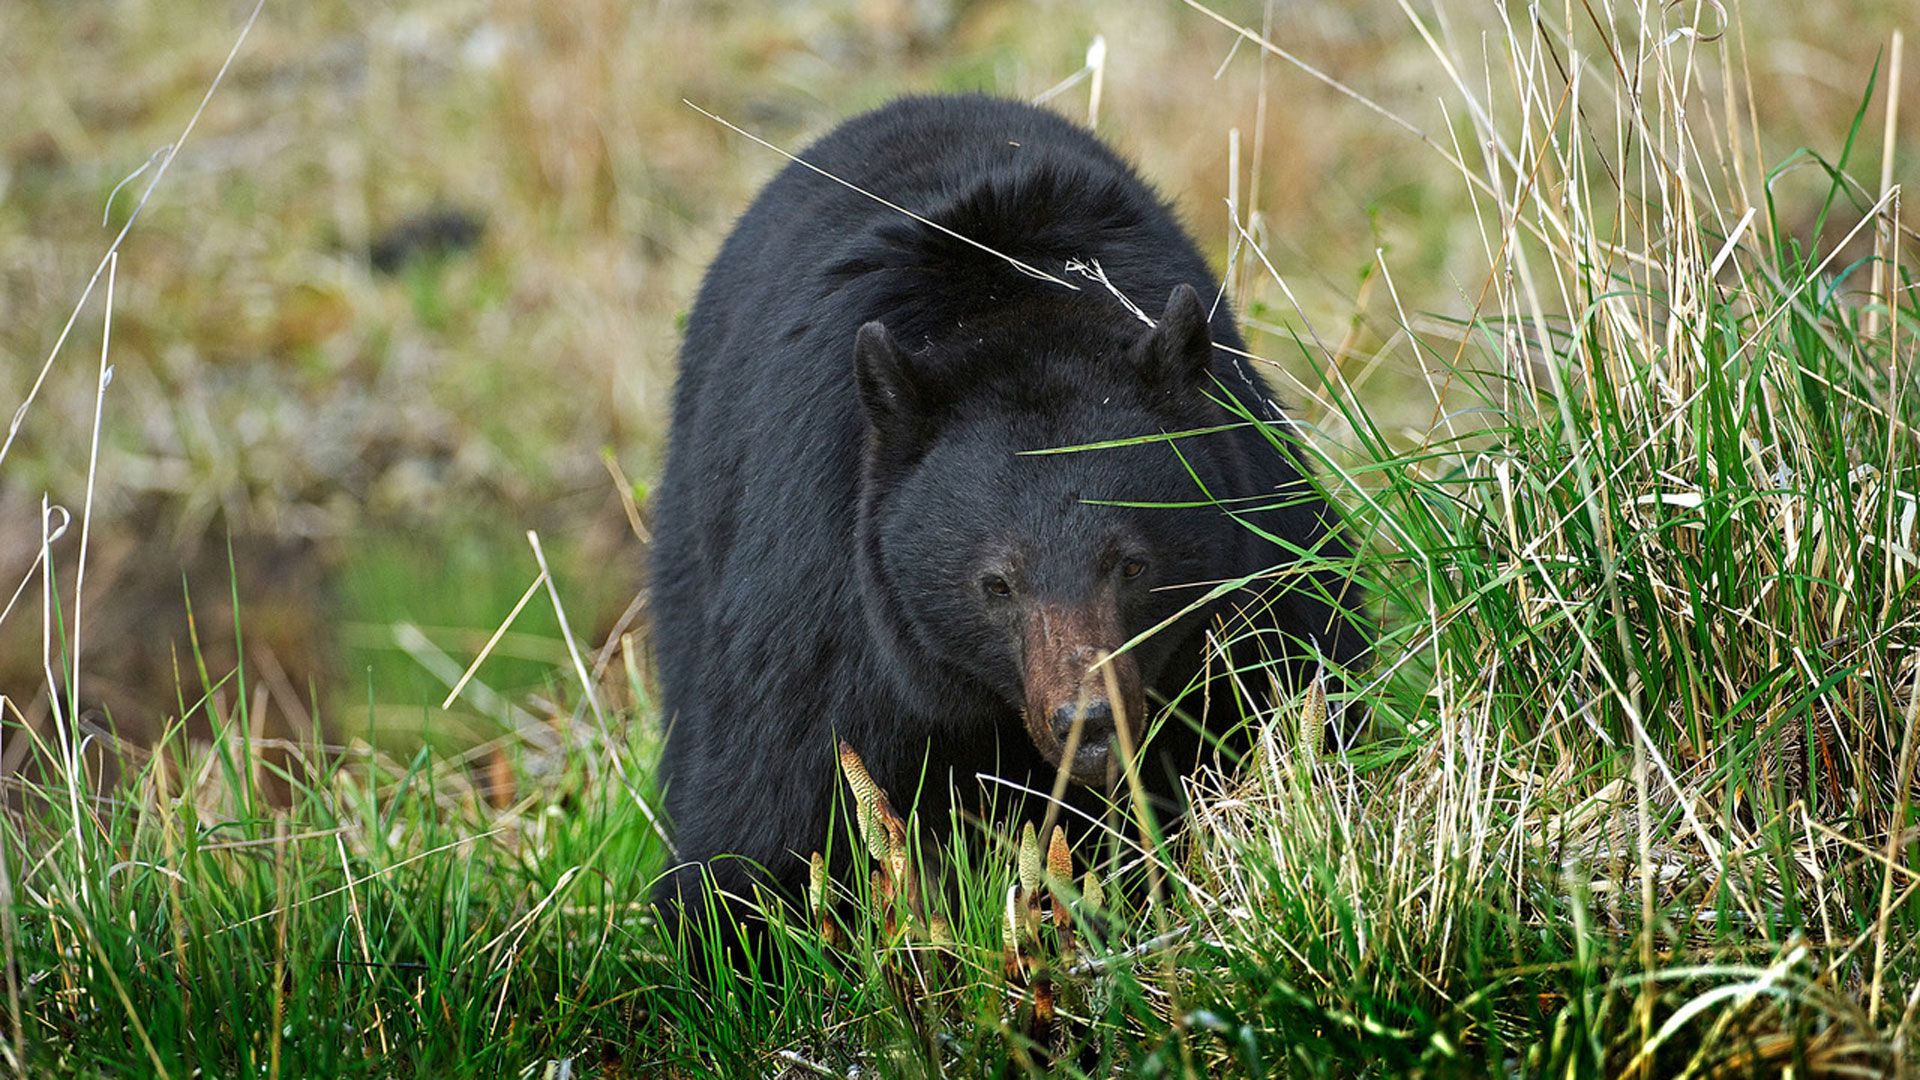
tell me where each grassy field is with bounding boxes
[4,0,1919,1076]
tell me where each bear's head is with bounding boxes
[852,284,1248,786]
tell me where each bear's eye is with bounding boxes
[1121,558,1147,579]
[982,574,1013,597]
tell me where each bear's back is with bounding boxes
[686,95,1220,351]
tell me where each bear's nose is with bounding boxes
[1049,700,1117,783]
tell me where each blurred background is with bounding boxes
[1,0,1912,773]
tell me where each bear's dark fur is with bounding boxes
[649,94,1366,949]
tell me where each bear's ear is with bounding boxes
[854,321,922,444]
[1133,283,1214,388]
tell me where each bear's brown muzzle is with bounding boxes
[1021,602,1144,786]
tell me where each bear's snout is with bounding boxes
[1022,605,1144,786]
[1047,698,1118,783]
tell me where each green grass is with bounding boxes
[4,0,1919,1077]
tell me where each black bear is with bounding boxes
[649,94,1366,950]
